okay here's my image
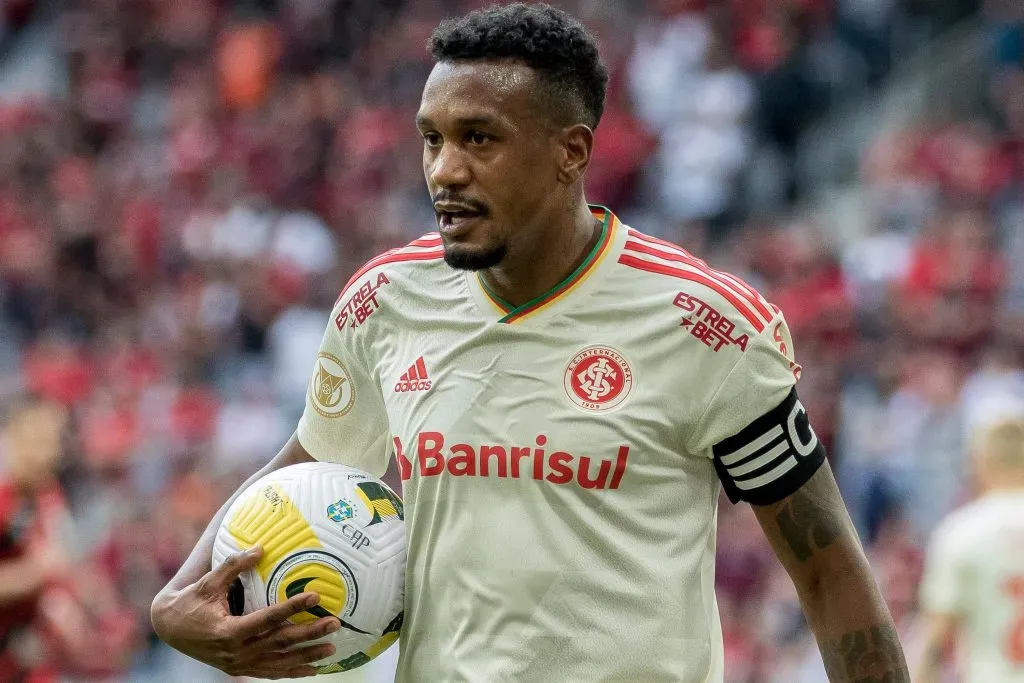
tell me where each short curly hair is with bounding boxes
[429,3,609,130]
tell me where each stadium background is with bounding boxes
[0,0,1021,680]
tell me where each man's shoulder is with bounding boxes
[930,497,1011,556]
[614,225,778,341]
[332,233,452,325]
[339,233,448,295]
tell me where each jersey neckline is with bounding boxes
[469,205,621,324]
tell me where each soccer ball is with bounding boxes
[212,462,406,673]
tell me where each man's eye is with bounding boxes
[468,132,490,145]
[423,133,442,147]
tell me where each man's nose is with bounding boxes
[429,143,472,189]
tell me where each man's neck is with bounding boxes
[480,201,601,309]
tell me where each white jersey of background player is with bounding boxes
[919,418,1024,683]
[151,5,908,683]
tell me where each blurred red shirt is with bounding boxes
[0,481,64,683]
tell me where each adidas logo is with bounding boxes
[394,357,432,393]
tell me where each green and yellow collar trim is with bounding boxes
[478,205,617,324]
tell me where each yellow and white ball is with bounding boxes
[213,462,406,673]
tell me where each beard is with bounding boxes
[442,241,507,271]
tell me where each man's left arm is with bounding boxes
[689,308,909,681]
[751,462,910,683]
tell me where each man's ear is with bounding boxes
[556,123,594,185]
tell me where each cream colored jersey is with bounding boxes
[921,491,1024,682]
[297,206,824,683]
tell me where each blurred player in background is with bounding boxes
[152,4,909,681]
[919,418,1024,682]
[0,398,137,681]
[0,398,68,682]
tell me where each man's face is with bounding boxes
[416,61,560,271]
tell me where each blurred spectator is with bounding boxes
[959,343,1024,436]
[0,398,137,680]
[0,399,68,681]
[896,203,1005,357]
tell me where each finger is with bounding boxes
[284,665,320,678]
[246,643,337,672]
[237,666,319,681]
[255,616,341,651]
[197,546,263,596]
[234,592,322,639]
[239,669,318,680]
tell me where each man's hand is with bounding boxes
[28,530,68,581]
[151,546,341,680]
[0,533,67,604]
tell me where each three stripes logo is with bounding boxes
[713,391,819,497]
[394,356,432,393]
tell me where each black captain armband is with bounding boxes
[712,387,826,506]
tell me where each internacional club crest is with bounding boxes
[309,352,355,418]
[564,345,634,412]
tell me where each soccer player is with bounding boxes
[151,4,909,681]
[0,399,68,680]
[918,417,1024,682]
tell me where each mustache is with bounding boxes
[432,193,489,215]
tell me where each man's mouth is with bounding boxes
[439,210,481,228]
[435,204,486,235]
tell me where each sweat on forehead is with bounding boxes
[420,60,585,130]
[425,61,532,101]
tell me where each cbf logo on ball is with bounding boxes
[327,499,354,523]
[564,345,634,412]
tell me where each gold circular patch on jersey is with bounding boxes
[564,345,634,413]
[310,352,356,418]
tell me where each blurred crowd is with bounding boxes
[0,0,1021,680]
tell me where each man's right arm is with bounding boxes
[153,258,396,677]
[917,612,957,683]
[0,555,50,603]
[150,433,342,679]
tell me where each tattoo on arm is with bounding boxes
[821,624,910,683]
[773,486,845,562]
[753,466,910,682]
